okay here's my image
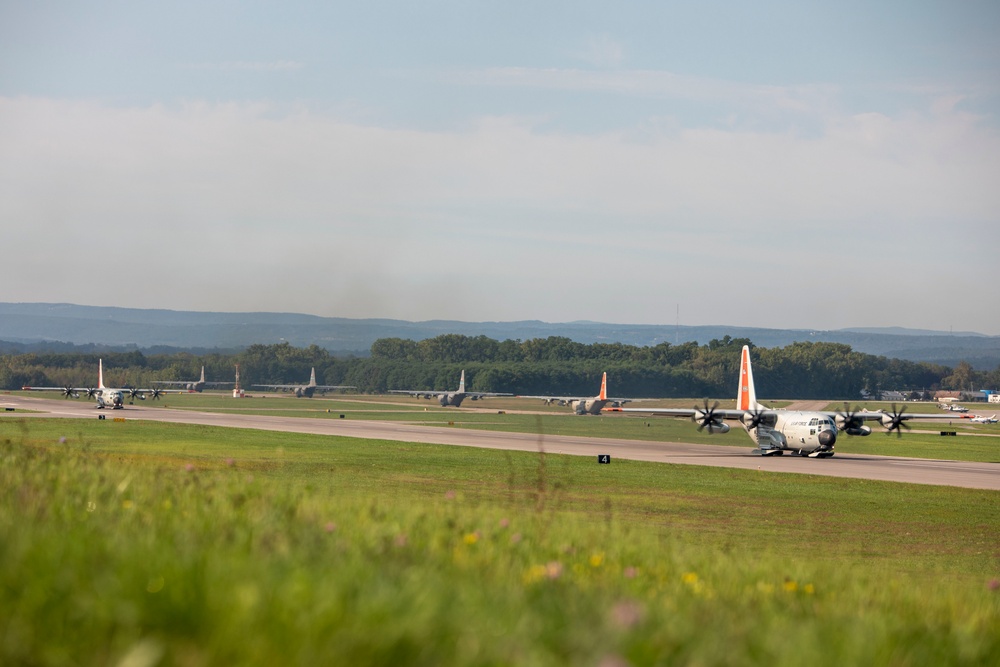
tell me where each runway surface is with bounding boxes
[3,395,999,491]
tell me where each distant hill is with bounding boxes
[2,302,998,370]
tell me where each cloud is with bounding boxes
[2,95,997,234]
[0,95,997,329]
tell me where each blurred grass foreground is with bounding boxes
[1,418,998,666]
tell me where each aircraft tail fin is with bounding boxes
[598,372,607,401]
[458,370,466,393]
[736,345,759,411]
[98,359,105,389]
[309,367,317,387]
[200,366,206,383]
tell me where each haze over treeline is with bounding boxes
[5,336,995,400]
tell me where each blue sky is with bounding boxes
[2,1,998,334]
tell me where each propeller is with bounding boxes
[61,386,79,399]
[743,405,767,430]
[693,399,724,433]
[835,402,862,431]
[147,388,164,400]
[84,387,99,399]
[128,387,143,400]
[881,403,911,437]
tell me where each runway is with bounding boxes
[3,394,999,491]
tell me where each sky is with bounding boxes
[2,1,999,334]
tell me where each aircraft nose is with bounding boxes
[819,429,837,447]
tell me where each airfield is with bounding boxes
[4,392,999,490]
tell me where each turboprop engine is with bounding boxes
[836,405,873,437]
[692,401,730,434]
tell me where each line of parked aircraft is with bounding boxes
[21,351,989,459]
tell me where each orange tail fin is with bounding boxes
[736,346,758,411]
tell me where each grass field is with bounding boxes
[1,417,998,666]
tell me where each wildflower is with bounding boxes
[546,561,563,579]
[598,655,630,667]
[324,522,337,533]
[682,572,704,595]
[989,579,999,591]
[59,437,67,444]
[185,464,195,472]
[623,567,638,579]
[590,553,605,568]
[394,533,408,547]
[122,499,134,510]
[783,579,798,593]
[463,531,480,545]
[499,518,510,528]
[445,490,456,500]
[804,583,815,595]
[609,600,644,629]
[226,458,235,467]
[510,533,522,544]
[523,565,548,584]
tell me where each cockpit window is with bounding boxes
[809,418,818,426]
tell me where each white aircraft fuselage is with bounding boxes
[94,388,125,409]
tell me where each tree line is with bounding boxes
[2,336,997,400]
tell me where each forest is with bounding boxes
[2,335,995,400]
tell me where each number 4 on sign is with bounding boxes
[598,454,611,464]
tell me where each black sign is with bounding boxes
[598,454,611,464]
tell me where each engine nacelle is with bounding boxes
[880,414,902,429]
[845,426,872,436]
[706,421,730,434]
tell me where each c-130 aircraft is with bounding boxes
[607,345,957,458]
[22,359,178,408]
[389,370,511,407]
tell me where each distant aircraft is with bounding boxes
[252,367,355,398]
[607,345,958,458]
[519,372,633,415]
[152,366,232,393]
[389,370,512,407]
[939,403,969,413]
[22,359,176,409]
[967,414,998,424]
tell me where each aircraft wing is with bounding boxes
[22,385,92,394]
[607,406,748,418]
[152,380,233,386]
[464,391,513,398]
[21,385,182,397]
[607,405,964,430]
[252,384,355,390]
[519,394,583,402]
[519,394,633,403]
